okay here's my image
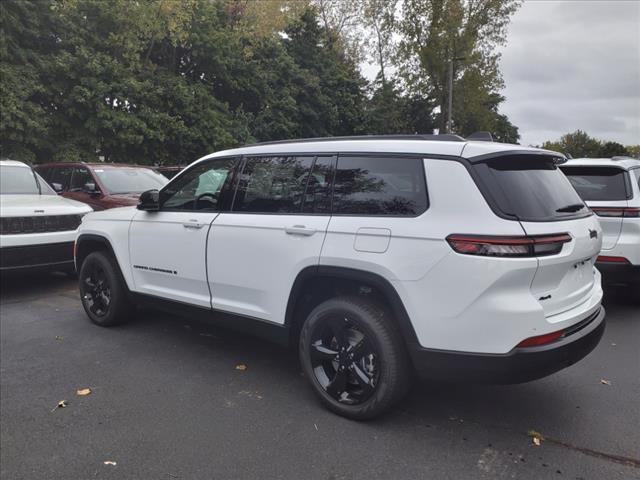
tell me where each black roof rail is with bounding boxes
[466,131,493,142]
[242,134,466,147]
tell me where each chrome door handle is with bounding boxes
[285,225,316,236]
[183,220,204,229]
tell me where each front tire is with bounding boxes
[79,251,134,326]
[299,296,411,420]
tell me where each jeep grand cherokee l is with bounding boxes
[560,157,640,294]
[1,160,92,272]
[74,136,605,419]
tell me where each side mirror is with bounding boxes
[137,189,160,211]
[83,182,99,195]
[51,182,63,193]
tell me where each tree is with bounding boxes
[397,0,521,139]
[541,130,623,158]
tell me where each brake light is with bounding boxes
[591,207,640,218]
[446,233,572,257]
[597,255,630,264]
[517,330,564,348]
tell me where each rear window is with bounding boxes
[560,166,629,201]
[474,156,588,221]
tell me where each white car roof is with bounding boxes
[562,157,640,170]
[198,137,562,164]
[0,159,30,168]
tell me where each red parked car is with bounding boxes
[35,163,168,210]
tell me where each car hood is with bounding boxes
[108,193,142,205]
[0,194,93,217]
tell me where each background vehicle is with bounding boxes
[154,165,185,179]
[74,136,605,419]
[36,163,168,210]
[560,157,640,293]
[0,160,92,272]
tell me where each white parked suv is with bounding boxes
[560,157,640,294]
[75,136,606,419]
[0,160,92,272]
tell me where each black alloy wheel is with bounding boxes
[309,315,379,405]
[299,296,411,420]
[79,251,134,326]
[82,263,111,317]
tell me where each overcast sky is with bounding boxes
[361,0,640,146]
[499,0,640,146]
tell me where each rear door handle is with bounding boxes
[183,220,204,229]
[285,225,317,236]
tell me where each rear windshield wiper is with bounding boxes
[556,203,585,213]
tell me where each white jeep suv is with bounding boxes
[1,160,92,272]
[560,157,640,294]
[75,136,605,419]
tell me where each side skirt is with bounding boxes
[130,292,290,347]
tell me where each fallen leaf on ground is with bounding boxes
[600,379,612,385]
[51,400,68,412]
[527,430,544,446]
[55,336,63,341]
[76,388,92,396]
[235,364,247,371]
[103,461,117,466]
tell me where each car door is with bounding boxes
[128,157,238,307]
[207,155,334,323]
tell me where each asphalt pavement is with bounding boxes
[1,272,638,480]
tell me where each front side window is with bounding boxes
[69,167,94,192]
[0,165,54,195]
[161,158,237,211]
[233,156,315,213]
[332,156,428,216]
[560,166,629,201]
[50,166,74,192]
[93,167,167,194]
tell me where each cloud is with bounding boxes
[500,0,640,146]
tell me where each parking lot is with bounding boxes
[0,272,638,480]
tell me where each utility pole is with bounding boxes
[446,56,465,134]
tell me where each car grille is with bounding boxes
[0,215,83,235]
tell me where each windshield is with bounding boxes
[94,167,167,194]
[474,156,588,221]
[0,165,55,195]
[560,166,629,201]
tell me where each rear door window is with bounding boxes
[233,156,315,213]
[332,156,428,216]
[474,156,588,221]
[560,166,629,201]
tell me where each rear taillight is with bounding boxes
[446,233,572,258]
[591,207,640,218]
[597,255,630,264]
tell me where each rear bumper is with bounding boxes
[409,306,605,384]
[0,242,75,271]
[596,262,640,286]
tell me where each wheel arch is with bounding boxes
[76,234,133,292]
[285,266,420,350]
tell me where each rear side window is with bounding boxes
[332,156,428,216]
[233,156,315,213]
[474,156,588,221]
[633,169,640,191]
[560,166,629,201]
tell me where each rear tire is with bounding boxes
[79,251,134,326]
[299,296,411,420]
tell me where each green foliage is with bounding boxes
[541,130,634,158]
[397,0,521,140]
[0,0,367,163]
